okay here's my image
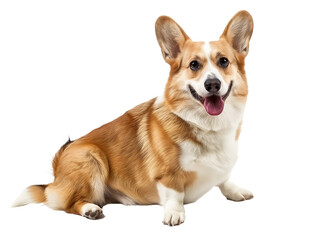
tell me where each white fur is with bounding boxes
[12,188,34,207]
[180,127,239,203]
[91,177,106,206]
[154,94,165,108]
[45,187,63,210]
[157,182,185,226]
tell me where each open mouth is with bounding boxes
[188,80,233,116]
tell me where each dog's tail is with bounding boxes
[12,184,48,207]
[12,138,74,208]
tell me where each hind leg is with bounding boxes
[45,180,106,220]
[46,182,105,220]
[46,144,108,219]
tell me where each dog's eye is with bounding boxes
[190,60,201,71]
[218,57,229,68]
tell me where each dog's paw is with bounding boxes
[163,210,185,226]
[225,188,254,202]
[219,181,254,202]
[81,203,104,220]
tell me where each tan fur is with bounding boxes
[14,11,253,219]
[29,185,47,203]
[42,98,198,215]
[235,122,242,141]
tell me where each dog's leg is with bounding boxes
[219,180,253,201]
[44,143,108,219]
[157,182,185,226]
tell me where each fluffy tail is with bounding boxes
[12,139,73,208]
[12,184,47,207]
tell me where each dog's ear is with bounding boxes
[220,11,253,56]
[155,16,190,63]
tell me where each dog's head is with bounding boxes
[155,11,253,130]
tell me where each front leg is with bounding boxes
[157,182,185,226]
[219,180,254,201]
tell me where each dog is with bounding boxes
[13,10,254,226]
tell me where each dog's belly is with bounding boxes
[184,165,230,204]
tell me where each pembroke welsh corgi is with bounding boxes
[13,10,254,226]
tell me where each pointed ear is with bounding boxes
[220,11,254,56]
[155,16,190,62]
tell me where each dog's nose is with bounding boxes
[204,78,221,93]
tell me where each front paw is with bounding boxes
[219,181,254,202]
[163,210,185,226]
[225,188,254,202]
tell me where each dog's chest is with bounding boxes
[180,129,238,203]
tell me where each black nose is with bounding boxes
[204,78,221,93]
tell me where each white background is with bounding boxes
[1,0,318,239]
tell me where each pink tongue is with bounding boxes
[203,95,225,116]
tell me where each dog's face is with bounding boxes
[155,11,253,128]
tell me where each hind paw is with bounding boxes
[81,203,104,220]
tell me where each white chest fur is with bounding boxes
[180,128,238,204]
